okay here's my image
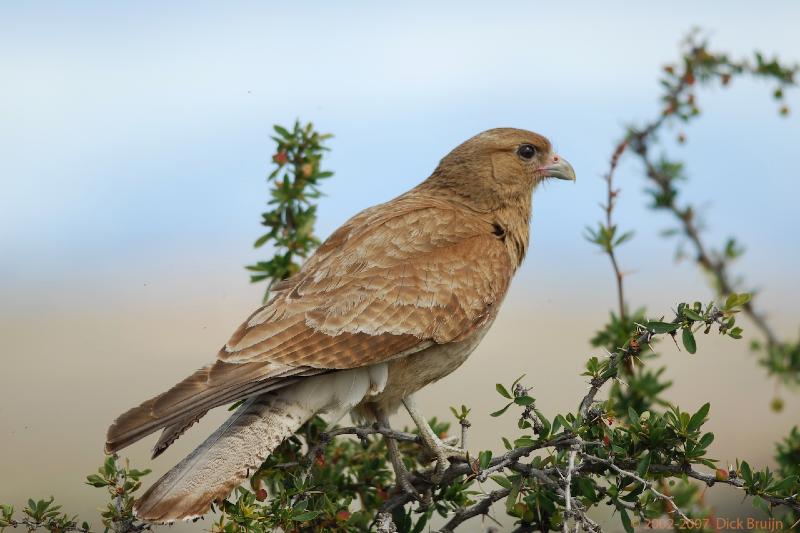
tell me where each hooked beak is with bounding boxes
[539,154,576,181]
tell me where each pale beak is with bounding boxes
[540,154,576,181]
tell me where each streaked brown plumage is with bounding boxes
[105,127,575,522]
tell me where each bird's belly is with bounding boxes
[354,318,495,417]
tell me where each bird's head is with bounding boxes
[424,127,575,211]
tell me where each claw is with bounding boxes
[396,469,422,501]
[402,394,474,487]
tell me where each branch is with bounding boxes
[438,488,510,533]
[632,140,780,347]
[581,453,690,522]
[563,445,578,533]
[579,327,653,418]
[647,464,800,515]
[603,140,630,322]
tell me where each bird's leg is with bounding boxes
[402,394,468,484]
[374,406,420,499]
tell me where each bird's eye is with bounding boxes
[517,144,537,160]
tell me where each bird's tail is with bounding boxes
[133,367,382,522]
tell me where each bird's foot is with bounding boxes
[394,465,422,500]
[421,438,470,484]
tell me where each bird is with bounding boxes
[105,127,576,522]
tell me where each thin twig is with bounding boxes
[633,141,780,347]
[646,464,800,514]
[582,454,690,522]
[578,328,652,418]
[603,140,630,321]
[438,488,511,533]
[563,445,578,533]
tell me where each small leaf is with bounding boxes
[514,395,535,406]
[253,233,271,248]
[490,402,513,417]
[478,450,493,470]
[273,125,291,138]
[513,436,536,448]
[496,383,512,399]
[628,406,640,427]
[636,452,651,477]
[687,402,710,432]
[491,475,512,489]
[740,461,753,483]
[646,321,680,333]
[291,510,320,521]
[698,432,715,449]
[682,328,697,354]
[619,508,634,533]
[86,474,108,487]
[506,478,522,514]
[683,308,704,321]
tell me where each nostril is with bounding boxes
[553,155,560,162]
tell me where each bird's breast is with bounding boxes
[354,317,496,417]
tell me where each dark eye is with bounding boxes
[517,144,537,160]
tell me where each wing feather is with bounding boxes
[107,193,513,453]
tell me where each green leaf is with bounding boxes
[614,230,635,247]
[514,395,535,406]
[505,478,522,514]
[752,495,769,514]
[628,406,640,427]
[725,292,751,310]
[513,436,536,448]
[490,402,513,417]
[646,321,680,333]
[636,452,651,477]
[619,508,634,533]
[576,477,597,499]
[253,233,271,248]
[535,409,551,438]
[273,125,291,138]
[478,450,493,470]
[410,513,428,533]
[682,328,697,354]
[490,475,512,489]
[687,402,710,432]
[291,510,320,521]
[768,475,798,493]
[698,432,715,449]
[103,456,116,477]
[683,308,704,321]
[496,383,512,399]
[86,474,108,487]
[740,461,753,483]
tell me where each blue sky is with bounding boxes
[1,1,799,312]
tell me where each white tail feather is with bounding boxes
[133,367,384,522]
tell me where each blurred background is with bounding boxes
[1,1,798,531]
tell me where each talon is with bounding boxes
[430,454,450,485]
[399,476,422,501]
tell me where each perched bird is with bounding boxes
[105,127,575,522]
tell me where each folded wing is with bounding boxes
[106,194,511,454]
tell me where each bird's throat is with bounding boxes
[494,200,532,268]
